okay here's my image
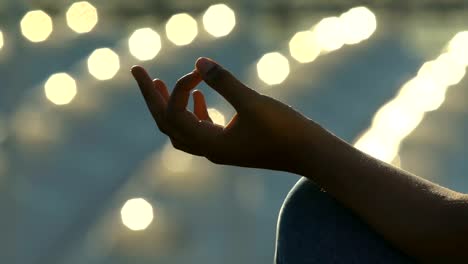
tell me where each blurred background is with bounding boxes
[1,0,468,263]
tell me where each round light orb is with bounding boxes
[202,4,236,37]
[339,6,377,45]
[20,10,53,42]
[121,198,154,231]
[289,30,321,63]
[165,13,198,46]
[313,16,344,52]
[66,1,98,33]
[257,52,290,85]
[87,48,120,80]
[448,31,468,67]
[44,73,77,105]
[129,28,161,61]
[207,108,226,126]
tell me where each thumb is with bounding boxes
[195,57,258,111]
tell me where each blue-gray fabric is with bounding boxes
[275,177,414,263]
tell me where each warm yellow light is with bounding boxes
[371,100,425,140]
[289,30,321,63]
[161,141,193,173]
[418,54,466,87]
[128,28,161,61]
[207,108,226,126]
[121,198,154,231]
[20,10,53,42]
[313,16,344,52]
[397,77,447,112]
[339,6,377,45]
[87,48,120,80]
[66,1,98,33]
[354,132,400,163]
[165,13,198,46]
[0,31,3,50]
[202,4,236,37]
[257,52,290,85]
[448,31,468,67]
[44,73,77,105]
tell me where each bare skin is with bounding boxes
[131,57,468,262]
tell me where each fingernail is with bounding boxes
[196,57,216,76]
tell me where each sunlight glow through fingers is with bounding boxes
[66,1,98,34]
[128,28,162,61]
[207,108,226,126]
[121,198,154,231]
[20,10,53,42]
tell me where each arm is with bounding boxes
[131,57,468,261]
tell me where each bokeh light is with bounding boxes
[161,141,193,173]
[0,30,3,50]
[87,48,120,80]
[129,28,161,61]
[121,198,154,231]
[257,52,290,85]
[207,108,226,126]
[289,30,321,63]
[202,4,236,37]
[354,30,467,164]
[448,31,468,67]
[66,1,98,34]
[20,10,53,42]
[165,13,198,46]
[44,73,77,105]
[313,16,344,52]
[339,6,377,45]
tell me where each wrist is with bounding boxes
[288,121,348,178]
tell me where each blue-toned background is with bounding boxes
[1,0,468,263]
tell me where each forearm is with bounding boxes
[293,122,468,260]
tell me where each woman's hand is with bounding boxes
[131,58,325,173]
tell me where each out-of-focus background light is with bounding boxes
[355,30,468,163]
[339,6,377,45]
[160,141,193,173]
[120,198,154,231]
[44,73,77,105]
[5,2,468,264]
[448,31,468,66]
[289,31,320,63]
[87,48,120,80]
[202,4,236,37]
[66,1,99,34]
[207,108,226,126]
[128,28,162,61]
[257,52,290,85]
[20,10,53,42]
[0,30,3,50]
[313,16,344,52]
[165,13,198,46]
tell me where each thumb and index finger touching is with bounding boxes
[195,57,258,112]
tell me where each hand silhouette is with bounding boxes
[131,57,324,173]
